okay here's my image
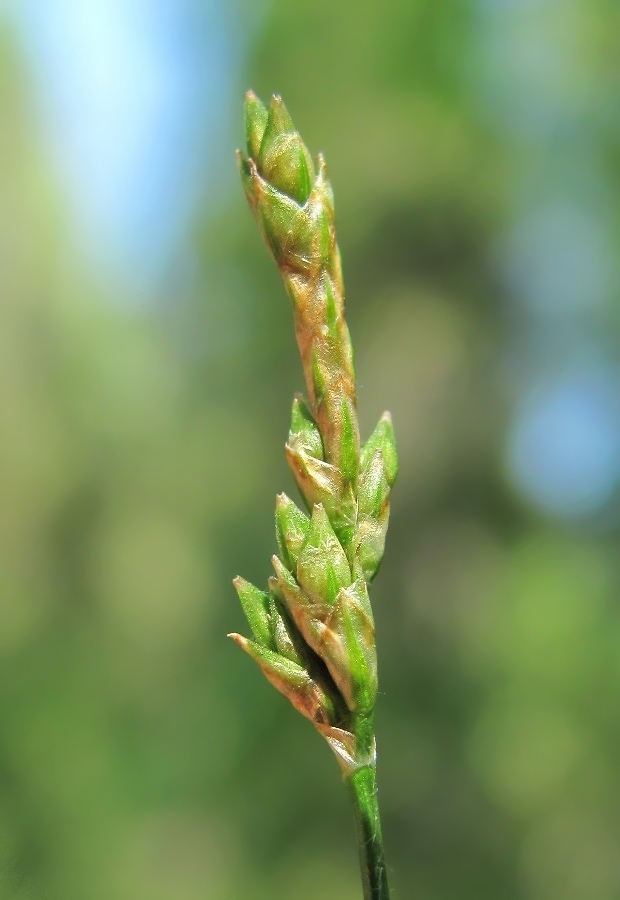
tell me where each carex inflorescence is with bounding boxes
[229,92,397,777]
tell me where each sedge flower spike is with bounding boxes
[229,92,397,900]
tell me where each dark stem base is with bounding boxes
[346,764,390,899]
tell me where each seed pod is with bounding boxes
[360,411,398,488]
[285,441,356,548]
[289,395,324,461]
[329,578,377,714]
[256,176,307,263]
[358,449,390,520]
[355,446,393,582]
[285,440,339,506]
[355,512,390,583]
[271,554,330,674]
[275,492,310,573]
[258,95,315,205]
[296,504,352,605]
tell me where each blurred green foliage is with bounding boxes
[1,2,620,898]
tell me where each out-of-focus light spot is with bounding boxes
[506,368,620,518]
[501,204,611,315]
[5,0,244,297]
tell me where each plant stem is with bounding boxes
[236,93,397,894]
[346,763,390,899]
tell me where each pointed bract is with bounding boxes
[233,577,272,649]
[271,554,309,613]
[361,412,398,487]
[228,633,335,724]
[275,492,310,572]
[244,90,268,161]
[315,153,335,214]
[258,95,296,158]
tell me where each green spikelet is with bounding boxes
[231,92,397,900]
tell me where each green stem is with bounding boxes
[346,763,390,899]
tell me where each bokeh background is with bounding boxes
[1,1,620,897]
